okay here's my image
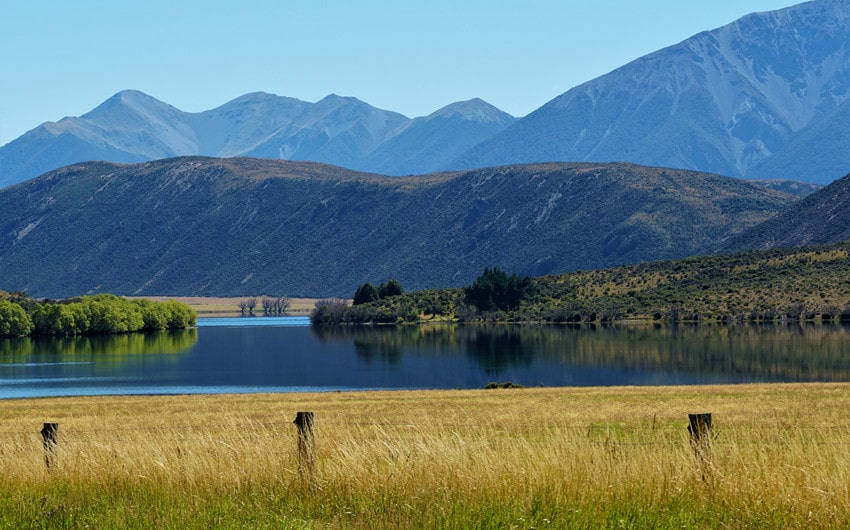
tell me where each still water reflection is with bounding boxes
[2,318,850,398]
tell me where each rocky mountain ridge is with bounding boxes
[451,0,849,184]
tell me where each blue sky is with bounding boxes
[1,0,801,145]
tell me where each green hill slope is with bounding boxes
[357,242,850,324]
[0,157,794,297]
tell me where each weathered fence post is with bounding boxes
[293,412,315,482]
[688,413,712,479]
[41,422,59,469]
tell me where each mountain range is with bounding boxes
[452,0,849,183]
[1,0,847,188]
[0,91,515,189]
[0,158,795,298]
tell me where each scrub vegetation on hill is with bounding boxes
[0,157,794,297]
[313,241,850,325]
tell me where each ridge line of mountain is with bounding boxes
[1,0,847,188]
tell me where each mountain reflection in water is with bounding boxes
[312,322,850,382]
[3,321,850,398]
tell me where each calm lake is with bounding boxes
[2,317,850,399]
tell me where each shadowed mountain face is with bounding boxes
[449,0,850,184]
[722,171,850,252]
[0,157,794,298]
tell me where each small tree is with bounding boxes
[275,296,291,315]
[399,300,420,323]
[310,298,350,325]
[379,279,404,299]
[262,297,275,315]
[0,300,34,337]
[465,267,533,312]
[353,283,380,305]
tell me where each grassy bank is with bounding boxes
[1,385,849,528]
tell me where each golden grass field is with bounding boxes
[132,296,320,317]
[1,384,849,528]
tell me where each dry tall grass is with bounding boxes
[1,385,849,528]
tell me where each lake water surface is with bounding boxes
[2,317,850,398]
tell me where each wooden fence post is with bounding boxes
[41,422,59,469]
[293,412,315,482]
[688,413,712,479]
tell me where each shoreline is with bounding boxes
[3,380,847,404]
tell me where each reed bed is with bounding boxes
[1,384,849,528]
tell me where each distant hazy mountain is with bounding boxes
[238,94,410,167]
[0,157,794,298]
[187,92,311,157]
[359,99,516,175]
[0,91,177,189]
[1,1,844,188]
[0,91,513,188]
[450,0,849,184]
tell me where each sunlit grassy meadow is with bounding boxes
[131,296,319,317]
[1,385,849,528]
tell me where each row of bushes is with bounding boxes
[311,270,536,326]
[237,296,291,316]
[0,293,196,337]
[310,297,421,326]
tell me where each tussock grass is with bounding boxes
[1,385,849,528]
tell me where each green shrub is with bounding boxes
[0,300,33,337]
